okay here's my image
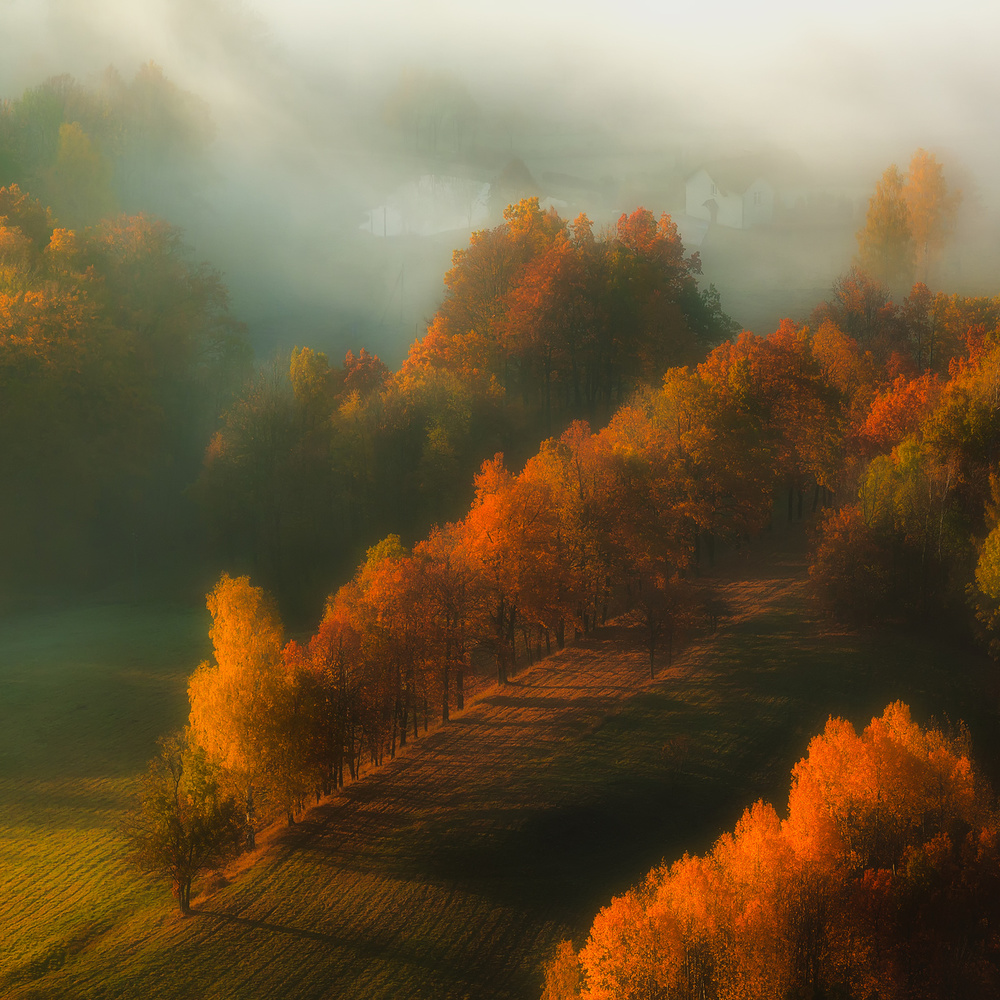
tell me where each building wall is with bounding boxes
[742,178,775,227]
[686,169,744,229]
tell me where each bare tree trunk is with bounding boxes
[442,659,450,723]
[245,783,255,851]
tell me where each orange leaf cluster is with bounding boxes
[553,704,999,1000]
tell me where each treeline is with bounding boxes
[0,64,212,229]
[195,199,739,613]
[407,200,738,423]
[132,313,858,913]
[807,277,1000,640]
[0,66,244,595]
[133,258,1000,909]
[809,150,1000,639]
[0,184,247,589]
[543,704,1000,999]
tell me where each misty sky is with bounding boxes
[4,0,998,169]
[2,0,999,358]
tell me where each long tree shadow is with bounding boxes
[193,908,341,945]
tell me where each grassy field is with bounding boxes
[0,602,209,989]
[3,530,997,999]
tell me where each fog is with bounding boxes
[3,0,999,364]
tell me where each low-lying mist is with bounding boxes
[3,0,998,365]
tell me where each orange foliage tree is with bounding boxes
[188,573,291,846]
[461,453,569,684]
[699,325,843,522]
[0,185,246,587]
[404,198,722,430]
[552,704,1000,999]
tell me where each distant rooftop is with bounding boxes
[691,152,813,195]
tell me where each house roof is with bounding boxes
[688,151,812,196]
[493,157,540,196]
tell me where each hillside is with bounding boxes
[5,523,995,1000]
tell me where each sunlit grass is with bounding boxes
[0,603,207,990]
[1,558,994,999]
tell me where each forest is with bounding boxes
[3,32,1000,1000]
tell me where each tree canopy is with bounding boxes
[546,704,999,1000]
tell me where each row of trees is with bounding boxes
[132,315,860,910]
[810,267,992,372]
[856,148,961,293]
[195,199,739,617]
[543,703,1000,999]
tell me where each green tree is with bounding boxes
[124,732,246,914]
[972,518,1000,659]
[42,121,116,228]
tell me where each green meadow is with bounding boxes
[0,602,209,988]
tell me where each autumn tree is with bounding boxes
[855,151,960,296]
[124,731,246,914]
[857,164,914,291]
[809,505,894,620]
[42,121,116,229]
[815,265,902,359]
[413,524,475,720]
[541,940,583,1000]
[594,402,699,673]
[462,454,563,683]
[300,581,369,787]
[514,423,613,642]
[352,535,433,751]
[556,704,1000,1000]
[905,148,960,284]
[188,573,289,847]
[857,370,940,455]
[698,326,843,522]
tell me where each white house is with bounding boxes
[685,162,776,230]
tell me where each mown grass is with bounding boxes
[3,546,997,1000]
[0,602,208,990]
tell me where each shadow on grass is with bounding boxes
[194,909,341,946]
[410,598,1000,932]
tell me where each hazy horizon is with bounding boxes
[3,0,997,364]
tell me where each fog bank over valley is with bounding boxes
[3,0,999,364]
